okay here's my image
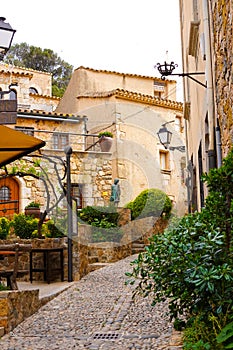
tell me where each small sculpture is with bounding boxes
[110,178,120,206]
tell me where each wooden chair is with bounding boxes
[0,243,31,290]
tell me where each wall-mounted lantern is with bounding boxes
[157,120,185,152]
[0,17,16,61]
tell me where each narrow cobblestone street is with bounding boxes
[0,255,182,349]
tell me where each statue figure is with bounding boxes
[110,178,120,206]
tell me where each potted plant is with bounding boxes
[24,201,41,219]
[98,131,113,152]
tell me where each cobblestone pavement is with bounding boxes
[0,255,183,350]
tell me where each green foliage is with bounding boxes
[217,321,233,349]
[125,188,172,220]
[78,206,119,226]
[44,219,66,238]
[126,149,233,348]
[127,213,232,319]
[25,201,40,208]
[98,131,113,138]
[5,42,73,97]
[10,214,39,239]
[78,205,122,242]
[0,283,10,291]
[202,148,233,252]
[0,217,10,239]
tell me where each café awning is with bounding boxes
[0,125,46,167]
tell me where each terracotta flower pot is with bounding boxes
[99,136,113,152]
[25,207,41,219]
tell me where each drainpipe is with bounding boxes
[202,0,216,169]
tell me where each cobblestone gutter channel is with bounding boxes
[0,255,183,349]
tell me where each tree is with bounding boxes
[4,42,73,97]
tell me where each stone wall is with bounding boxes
[0,289,40,333]
[0,216,168,283]
[211,0,233,156]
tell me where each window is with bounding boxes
[15,126,34,136]
[53,133,69,150]
[29,87,38,94]
[71,184,83,209]
[159,150,170,170]
[9,89,17,100]
[153,81,165,98]
[0,186,10,201]
[174,116,183,133]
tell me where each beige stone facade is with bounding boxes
[0,63,59,112]
[0,63,187,216]
[0,64,116,215]
[56,67,187,215]
[179,0,233,211]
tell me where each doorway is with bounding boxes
[0,177,19,218]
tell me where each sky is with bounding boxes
[1,0,183,101]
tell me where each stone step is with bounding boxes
[88,256,99,264]
[132,243,145,248]
[88,262,113,273]
[132,247,145,254]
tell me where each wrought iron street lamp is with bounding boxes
[157,120,185,152]
[0,17,16,61]
[156,61,206,88]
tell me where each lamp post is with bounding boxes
[0,17,16,61]
[157,120,185,152]
[64,146,73,282]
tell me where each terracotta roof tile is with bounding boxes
[76,66,176,83]
[77,88,183,111]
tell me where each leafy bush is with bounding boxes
[125,188,172,220]
[78,205,119,226]
[126,149,233,348]
[10,213,39,239]
[78,205,122,242]
[127,213,232,319]
[0,217,10,239]
[25,201,40,208]
[98,131,113,138]
[44,219,65,238]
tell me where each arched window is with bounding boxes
[9,89,17,100]
[29,87,38,94]
[0,186,10,201]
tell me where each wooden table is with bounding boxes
[29,247,64,284]
[0,244,31,289]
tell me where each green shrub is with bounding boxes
[125,188,172,220]
[126,149,233,348]
[78,205,121,242]
[10,213,39,239]
[25,201,40,208]
[0,217,10,239]
[78,205,119,226]
[44,219,65,238]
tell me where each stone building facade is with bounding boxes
[55,67,187,215]
[0,64,115,217]
[210,0,233,157]
[179,0,233,211]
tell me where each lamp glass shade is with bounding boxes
[0,17,16,52]
[157,126,172,149]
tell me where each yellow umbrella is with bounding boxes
[0,125,45,167]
